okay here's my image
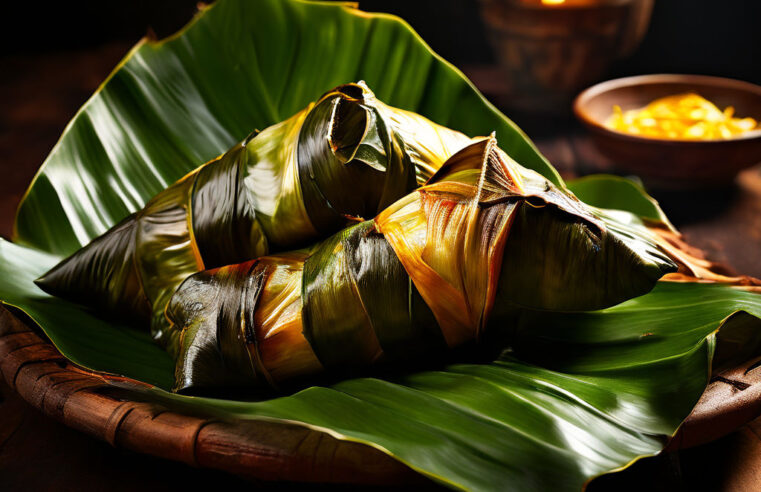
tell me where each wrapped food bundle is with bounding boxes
[35,82,471,355]
[168,137,675,391]
[36,82,677,392]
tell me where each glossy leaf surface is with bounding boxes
[568,174,674,228]
[2,238,760,490]
[2,0,760,490]
[14,0,558,257]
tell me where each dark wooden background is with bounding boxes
[2,1,761,490]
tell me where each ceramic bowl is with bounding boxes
[574,74,761,188]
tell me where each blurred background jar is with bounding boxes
[477,0,654,113]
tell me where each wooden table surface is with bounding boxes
[1,45,761,491]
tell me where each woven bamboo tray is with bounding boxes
[0,307,423,485]
[2,300,761,485]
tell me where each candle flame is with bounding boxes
[541,0,566,4]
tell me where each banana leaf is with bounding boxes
[2,239,760,490]
[2,0,761,490]
[567,174,673,227]
[15,0,557,258]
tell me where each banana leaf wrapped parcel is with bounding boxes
[35,82,471,354]
[35,80,680,392]
[168,138,677,391]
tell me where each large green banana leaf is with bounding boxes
[3,239,761,490]
[14,0,559,257]
[2,0,761,490]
